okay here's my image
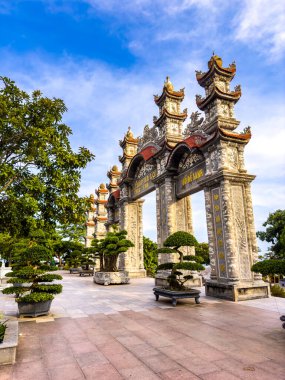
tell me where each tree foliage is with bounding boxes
[94,229,134,272]
[257,209,285,259]
[143,236,158,277]
[0,76,95,236]
[163,231,198,263]
[2,233,62,303]
[251,259,285,277]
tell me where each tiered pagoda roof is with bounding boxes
[196,85,241,111]
[154,107,188,127]
[196,55,236,87]
[154,76,185,105]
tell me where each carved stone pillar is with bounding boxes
[156,177,194,264]
[203,173,269,301]
[118,199,146,278]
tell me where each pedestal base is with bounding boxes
[205,280,270,302]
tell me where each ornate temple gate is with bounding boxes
[87,55,269,301]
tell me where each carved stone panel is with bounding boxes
[131,162,157,200]
[211,187,227,279]
[231,185,251,280]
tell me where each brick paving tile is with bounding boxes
[158,344,197,360]
[81,363,123,380]
[43,348,77,368]
[127,342,160,357]
[176,356,220,375]
[106,351,142,369]
[75,350,109,367]
[139,353,181,373]
[48,362,85,380]
[69,341,98,355]
[158,367,200,379]
[12,361,50,380]
[214,357,284,380]
[200,370,241,380]
[0,365,13,380]
[118,365,161,379]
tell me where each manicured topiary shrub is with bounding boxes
[183,255,204,264]
[157,263,175,271]
[94,229,134,272]
[163,231,198,263]
[174,262,205,271]
[2,245,62,304]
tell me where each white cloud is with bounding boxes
[234,0,285,60]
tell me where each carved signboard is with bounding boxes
[176,161,206,197]
[131,163,157,200]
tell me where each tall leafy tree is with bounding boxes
[0,77,95,235]
[257,210,285,259]
[143,236,158,276]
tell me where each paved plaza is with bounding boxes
[0,272,285,379]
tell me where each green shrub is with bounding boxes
[163,231,198,263]
[270,285,285,298]
[183,255,204,264]
[174,262,204,271]
[157,263,174,270]
[17,292,54,303]
[2,243,62,304]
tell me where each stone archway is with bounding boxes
[88,55,269,301]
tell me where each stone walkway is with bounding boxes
[0,272,285,379]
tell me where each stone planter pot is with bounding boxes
[153,287,201,306]
[18,300,52,317]
[155,269,203,288]
[0,320,18,365]
[94,271,129,286]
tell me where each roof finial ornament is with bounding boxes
[212,50,215,56]
[126,126,134,138]
[164,76,174,91]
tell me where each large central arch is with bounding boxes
[88,56,269,301]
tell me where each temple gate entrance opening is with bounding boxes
[86,55,269,301]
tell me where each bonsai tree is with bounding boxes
[80,247,97,270]
[163,231,198,263]
[2,244,62,305]
[98,229,134,272]
[157,232,204,291]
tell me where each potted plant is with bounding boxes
[93,228,134,285]
[155,231,204,288]
[153,231,205,306]
[0,320,7,343]
[2,245,62,317]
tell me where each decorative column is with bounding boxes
[117,127,146,277]
[156,176,194,264]
[196,54,269,300]
[119,198,146,278]
[94,183,108,240]
[85,194,96,248]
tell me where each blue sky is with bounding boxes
[1,0,284,251]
